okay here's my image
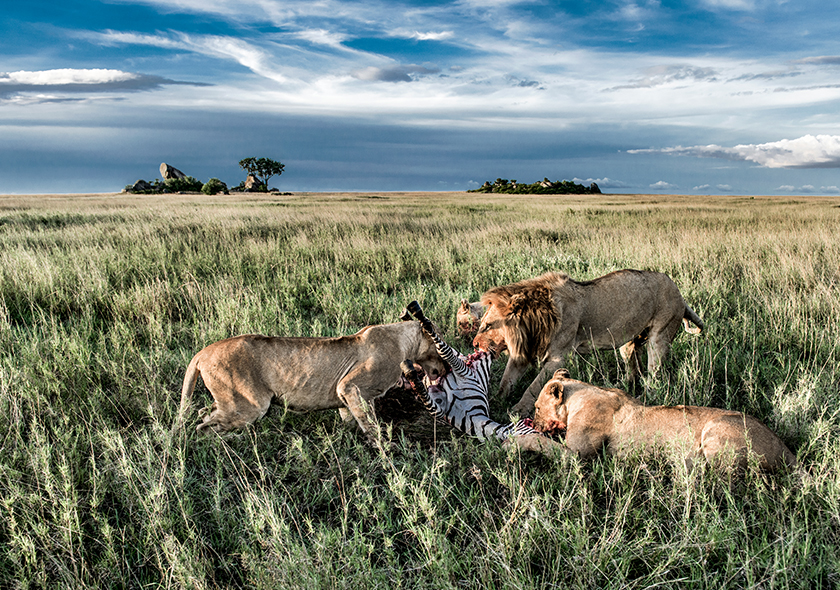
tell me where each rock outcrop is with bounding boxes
[128,179,153,192]
[160,163,187,180]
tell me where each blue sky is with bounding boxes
[2,0,840,194]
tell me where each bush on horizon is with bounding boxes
[164,175,204,193]
[471,177,601,194]
[201,177,229,195]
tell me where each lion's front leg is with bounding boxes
[336,380,382,443]
[505,432,572,457]
[510,359,564,417]
[497,356,531,400]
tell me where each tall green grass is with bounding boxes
[1,191,839,589]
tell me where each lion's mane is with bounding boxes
[481,272,563,362]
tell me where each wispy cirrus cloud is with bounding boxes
[0,68,203,101]
[351,64,440,82]
[391,30,455,41]
[791,56,840,66]
[604,64,718,91]
[629,135,840,168]
[88,30,294,83]
[700,0,755,10]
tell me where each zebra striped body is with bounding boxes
[410,328,538,441]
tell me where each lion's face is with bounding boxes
[532,370,570,434]
[456,300,484,336]
[472,303,509,354]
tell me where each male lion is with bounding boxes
[533,369,796,471]
[175,321,447,440]
[473,269,704,416]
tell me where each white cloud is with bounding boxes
[294,29,350,49]
[691,183,732,192]
[572,177,631,189]
[393,30,456,41]
[629,135,840,168]
[777,184,840,194]
[605,64,718,90]
[700,0,755,10]
[650,180,678,190]
[92,30,291,84]
[351,64,441,82]
[0,68,197,101]
[0,68,138,85]
[793,56,840,66]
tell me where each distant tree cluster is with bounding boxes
[124,157,286,195]
[469,177,601,195]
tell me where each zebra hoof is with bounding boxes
[406,300,423,316]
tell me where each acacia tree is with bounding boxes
[238,157,285,191]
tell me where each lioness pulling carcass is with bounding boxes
[472,269,705,416]
[533,369,795,471]
[174,322,447,440]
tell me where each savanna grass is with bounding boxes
[1,191,839,589]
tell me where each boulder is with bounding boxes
[160,163,187,180]
[243,174,265,192]
[130,179,154,192]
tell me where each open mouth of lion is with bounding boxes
[400,362,448,391]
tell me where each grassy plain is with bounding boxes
[1,190,839,589]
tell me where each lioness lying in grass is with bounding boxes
[175,321,447,441]
[533,369,796,472]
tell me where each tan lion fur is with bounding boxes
[473,270,705,416]
[455,299,486,336]
[175,321,447,440]
[533,369,796,472]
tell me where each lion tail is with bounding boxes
[172,352,201,434]
[682,304,705,335]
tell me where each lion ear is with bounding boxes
[548,382,564,400]
[553,368,571,379]
[459,299,470,311]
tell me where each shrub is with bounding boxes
[164,176,204,193]
[201,178,229,195]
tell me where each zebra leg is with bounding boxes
[405,301,469,377]
[406,300,436,336]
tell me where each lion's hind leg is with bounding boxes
[619,332,647,383]
[697,416,750,473]
[645,314,683,376]
[196,374,273,433]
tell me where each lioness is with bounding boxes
[472,270,704,416]
[175,321,447,439]
[533,369,796,471]
[455,299,485,336]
